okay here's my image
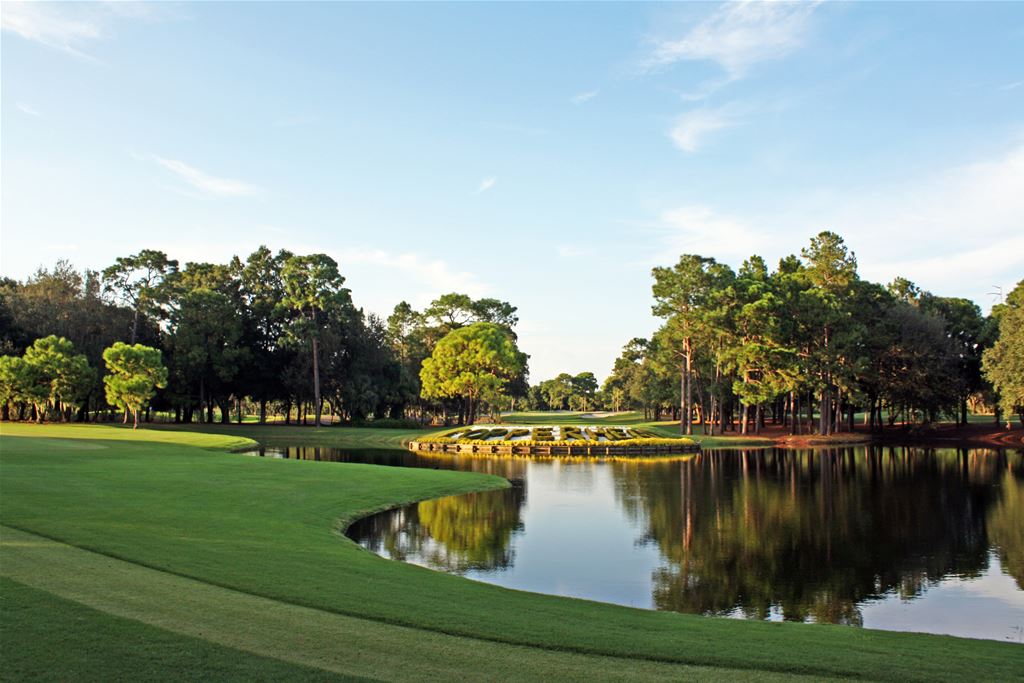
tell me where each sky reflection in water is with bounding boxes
[250,445,1024,643]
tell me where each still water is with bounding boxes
[247,445,1024,643]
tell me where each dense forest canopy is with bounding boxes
[530,232,1021,433]
[0,232,1021,430]
[0,247,526,425]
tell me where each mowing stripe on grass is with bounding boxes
[3,424,1021,682]
[1,578,369,682]
[0,526,811,682]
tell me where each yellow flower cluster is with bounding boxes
[420,425,696,447]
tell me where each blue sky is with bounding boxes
[2,1,1022,381]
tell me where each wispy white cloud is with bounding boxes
[339,248,489,303]
[645,1,819,78]
[654,141,1024,307]
[477,176,497,194]
[153,157,259,197]
[571,89,599,105]
[843,143,1024,294]
[1,1,171,58]
[668,106,738,152]
[16,102,41,117]
[997,80,1023,92]
[657,205,770,263]
[864,238,1024,293]
[674,78,735,102]
[1,1,101,57]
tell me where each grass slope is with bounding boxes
[1,531,798,682]
[1,423,1021,681]
[143,422,425,450]
[1,578,362,683]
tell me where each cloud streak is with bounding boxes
[153,157,259,197]
[669,106,738,152]
[16,102,41,117]
[658,205,770,262]
[340,248,489,302]
[1,1,173,58]
[645,1,819,78]
[1,1,101,57]
[477,176,497,194]
[655,141,1024,307]
[571,89,599,105]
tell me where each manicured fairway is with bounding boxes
[1,424,1021,681]
[1,534,802,682]
[143,412,774,449]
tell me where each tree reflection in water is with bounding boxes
[613,447,1023,624]
[351,483,526,573]
[988,468,1024,589]
[347,446,1023,630]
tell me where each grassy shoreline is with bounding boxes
[2,423,1021,681]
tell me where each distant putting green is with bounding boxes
[2,423,1021,681]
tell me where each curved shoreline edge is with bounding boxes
[3,423,1021,683]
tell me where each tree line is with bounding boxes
[529,232,1022,434]
[0,249,528,426]
[2,233,1020,432]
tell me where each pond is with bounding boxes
[245,444,1024,643]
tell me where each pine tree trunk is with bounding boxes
[807,392,814,434]
[679,360,687,435]
[312,334,322,427]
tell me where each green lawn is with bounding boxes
[1,423,1021,681]
[144,421,426,450]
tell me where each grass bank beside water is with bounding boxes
[1,422,1021,681]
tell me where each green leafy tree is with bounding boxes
[420,322,526,424]
[101,250,179,343]
[652,255,731,434]
[878,303,960,425]
[540,373,575,411]
[240,246,294,423]
[23,335,94,422]
[800,232,861,434]
[386,301,430,417]
[725,257,798,434]
[570,372,599,411]
[102,342,168,429]
[2,263,135,418]
[983,280,1024,426]
[0,355,42,421]
[167,288,247,424]
[920,295,988,426]
[423,293,476,329]
[280,254,351,427]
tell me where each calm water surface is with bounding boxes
[246,444,1024,643]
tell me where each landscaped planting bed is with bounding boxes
[409,425,700,456]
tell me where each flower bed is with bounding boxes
[409,425,700,457]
